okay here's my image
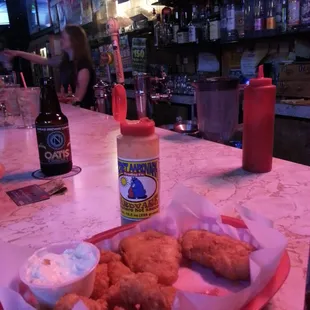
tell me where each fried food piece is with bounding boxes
[119,230,181,285]
[54,293,107,310]
[119,273,174,310]
[100,250,121,264]
[160,286,176,309]
[181,229,256,281]
[108,261,133,285]
[91,263,110,300]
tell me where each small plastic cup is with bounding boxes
[19,241,100,308]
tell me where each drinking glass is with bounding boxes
[0,85,20,127]
[17,88,40,129]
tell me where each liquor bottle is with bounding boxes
[188,6,197,43]
[288,0,300,29]
[177,9,189,44]
[266,0,276,31]
[154,14,162,47]
[209,1,221,40]
[254,0,265,32]
[235,0,245,38]
[35,77,73,176]
[221,0,228,40]
[172,9,180,43]
[275,0,283,30]
[163,14,173,45]
[301,0,310,27]
[282,0,288,31]
[203,1,212,41]
[226,0,237,40]
[244,0,254,35]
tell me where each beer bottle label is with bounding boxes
[36,124,72,165]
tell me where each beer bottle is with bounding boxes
[35,77,73,176]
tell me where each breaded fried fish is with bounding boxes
[119,230,181,285]
[181,229,255,281]
[106,272,175,310]
[100,250,122,264]
[108,261,133,285]
[54,293,107,310]
[119,273,175,310]
[91,263,110,300]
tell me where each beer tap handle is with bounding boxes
[107,18,125,85]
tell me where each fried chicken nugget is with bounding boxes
[119,273,175,310]
[91,263,110,300]
[108,261,133,285]
[119,230,181,285]
[54,293,107,310]
[181,230,256,281]
[100,250,121,264]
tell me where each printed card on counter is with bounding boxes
[6,179,66,206]
[6,185,50,207]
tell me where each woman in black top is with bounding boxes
[4,25,96,109]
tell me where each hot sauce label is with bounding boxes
[118,157,159,221]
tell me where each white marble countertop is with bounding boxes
[0,105,309,309]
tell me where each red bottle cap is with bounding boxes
[249,65,272,87]
[120,118,155,136]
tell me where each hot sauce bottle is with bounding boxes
[117,119,160,223]
[242,65,276,173]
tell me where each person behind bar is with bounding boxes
[3,25,96,110]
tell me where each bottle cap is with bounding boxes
[249,65,272,87]
[120,118,155,136]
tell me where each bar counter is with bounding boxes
[0,104,309,309]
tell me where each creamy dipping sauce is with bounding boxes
[25,243,97,285]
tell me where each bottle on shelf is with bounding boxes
[188,5,198,43]
[154,14,162,47]
[163,13,173,45]
[275,0,287,31]
[35,77,73,176]
[244,0,254,35]
[288,0,300,30]
[226,0,238,41]
[203,1,212,41]
[209,0,221,41]
[172,9,180,43]
[220,0,228,40]
[235,0,245,38]
[254,0,265,32]
[266,0,277,31]
[177,9,189,44]
[300,0,310,27]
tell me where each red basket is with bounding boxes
[86,215,291,310]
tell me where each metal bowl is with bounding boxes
[174,120,198,134]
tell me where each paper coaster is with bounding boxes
[31,165,82,180]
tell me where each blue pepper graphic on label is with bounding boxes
[128,177,147,199]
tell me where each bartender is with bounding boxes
[4,25,96,110]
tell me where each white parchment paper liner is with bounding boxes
[0,185,287,310]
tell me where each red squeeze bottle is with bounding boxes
[242,65,276,173]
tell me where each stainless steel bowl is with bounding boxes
[174,120,198,134]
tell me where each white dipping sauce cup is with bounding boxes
[19,241,100,307]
